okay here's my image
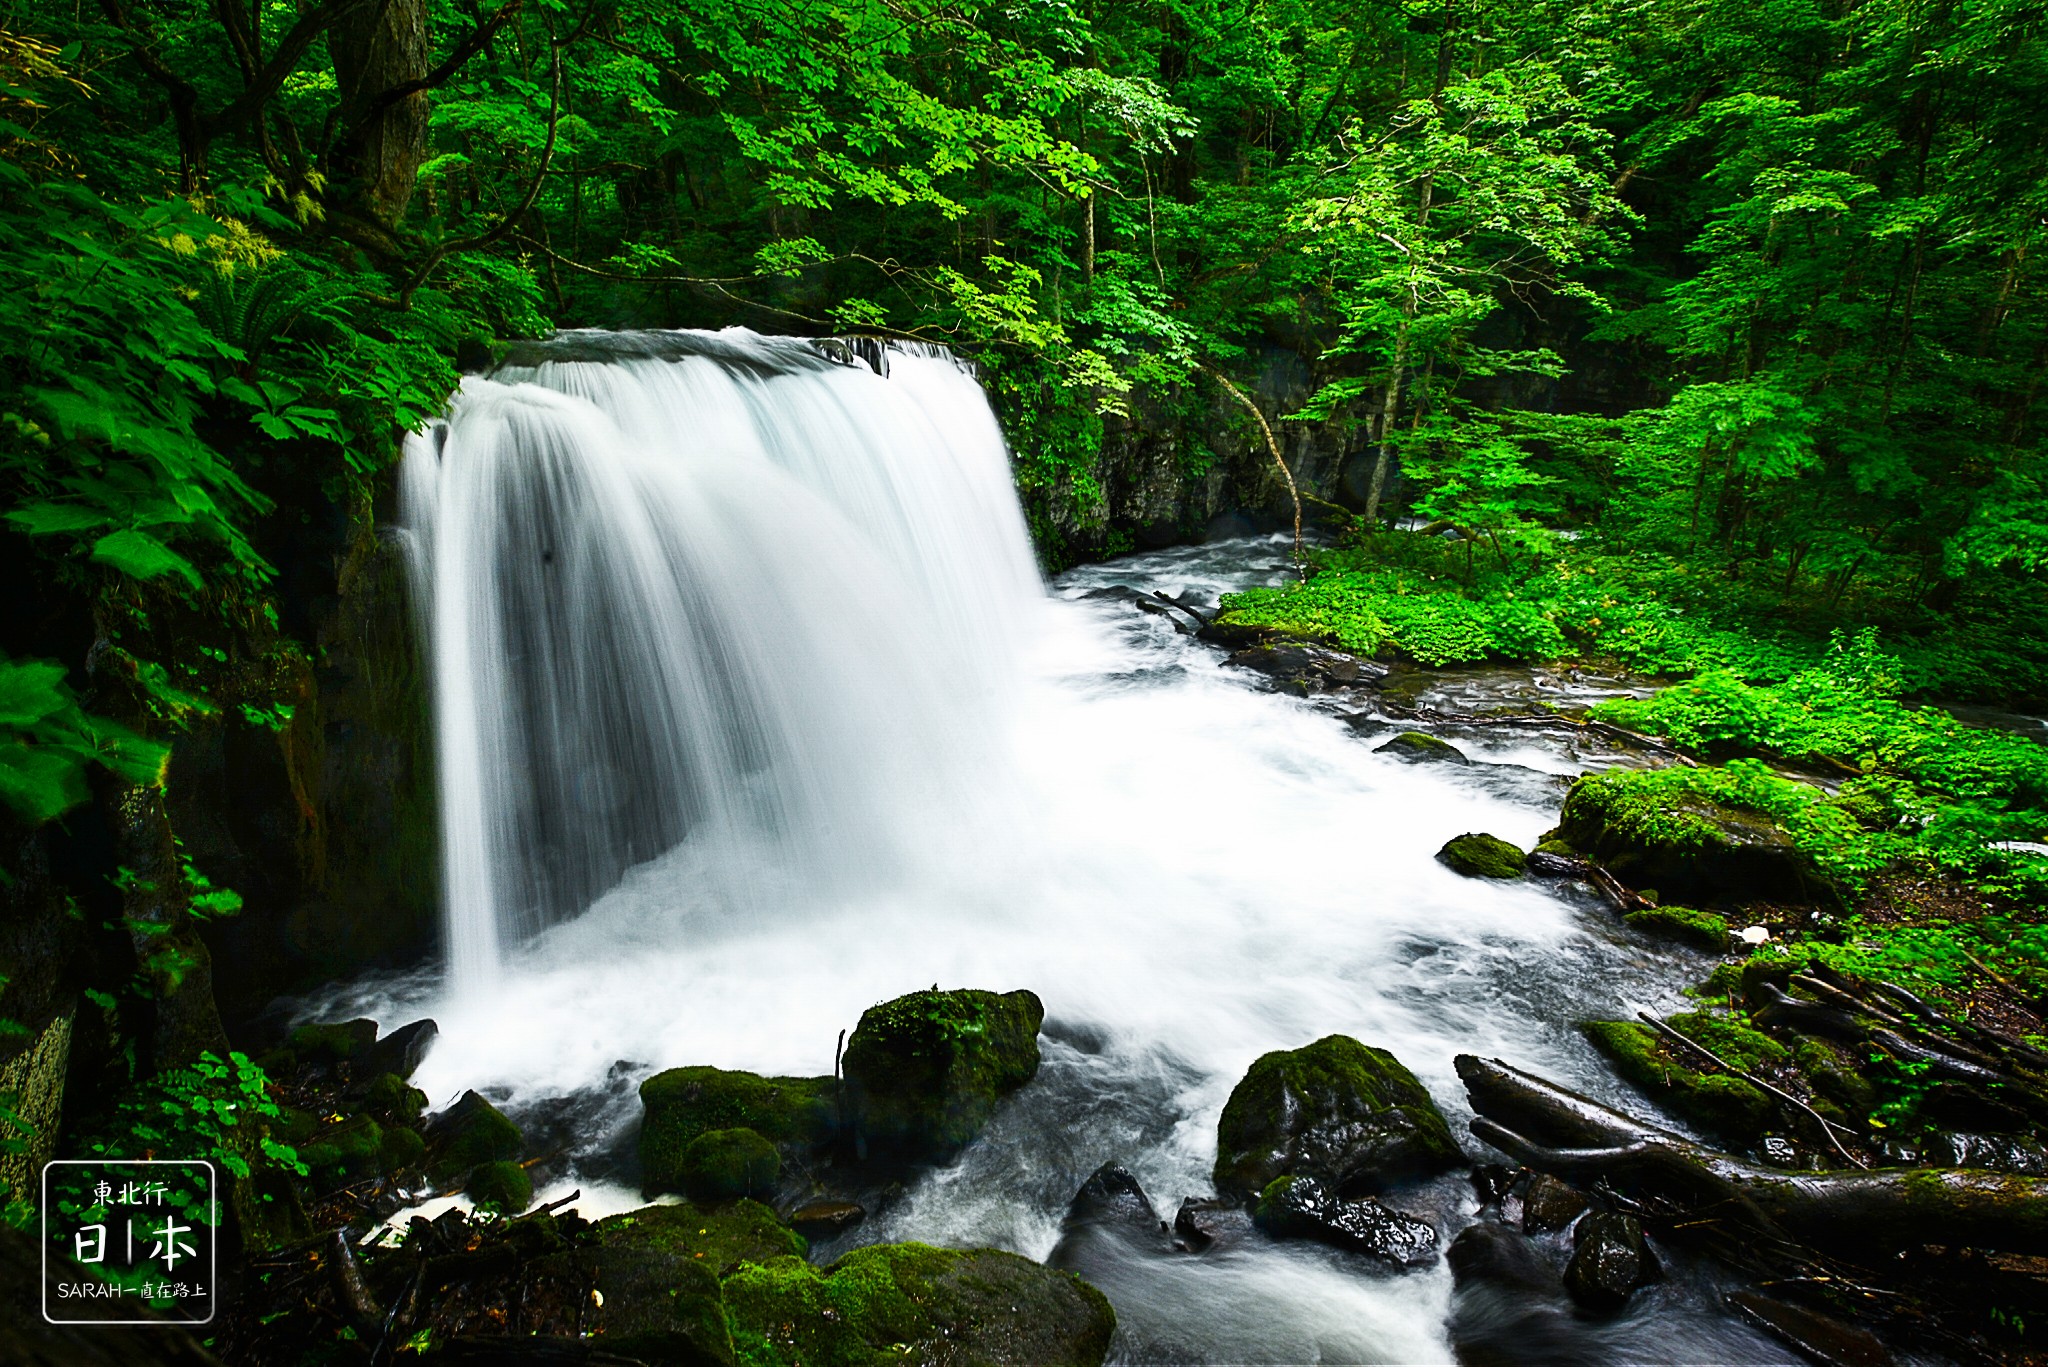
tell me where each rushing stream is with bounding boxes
[329,330,1799,1363]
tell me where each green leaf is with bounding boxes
[89,530,203,591]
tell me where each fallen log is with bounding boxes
[1457,1055,2048,1261]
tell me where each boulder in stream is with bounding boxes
[679,1126,781,1201]
[638,1066,836,1193]
[1551,770,1834,905]
[843,987,1043,1160]
[1438,833,1527,879]
[425,1088,524,1186]
[1561,1209,1659,1313]
[1376,731,1470,764]
[722,1244,1116,1367]
[1213,1034,1461,1198]
[1252,1175,1436,1265]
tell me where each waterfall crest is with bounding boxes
[400,328,1043,988]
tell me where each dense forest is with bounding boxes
[3,0,2047,1360]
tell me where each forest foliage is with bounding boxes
[0,0,2040,828]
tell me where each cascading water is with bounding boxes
[399,329,1041,988]
[356,327,1788,1362]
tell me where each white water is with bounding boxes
[364,332,1786,1363]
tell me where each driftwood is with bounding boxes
[1457,1054,2048,1261]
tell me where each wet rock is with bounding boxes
[1215,1034,1461,1198]
[587,1202,797,1364]
[1437,833,1527,880]
[638,1067,836,1194]
[366,1017,438,1079]
[1173,1196,1235,1251]
[1525,849,1590,878]
[1252,1175,1437,1266]
[1225,643,1384,690]
[1376,731,1469,764]
[788,1199,865,1239]
[843,987,1043,1161]
[1521,1173,1589,1234]
[1581,1016,1784,1147]
[1065,1161,1159,1229]
[722,1244,1116,1366]
[1562,1210,1658,1314]
[425,1089,524,1185]
[1553,771,1834,905]
[680,1126,781,1202]
[467,1158,533,1214]
[1919,1130,2048,1176]
[1471,1164,1517,1209]
[1726,1289,1892,1367]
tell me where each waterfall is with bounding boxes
[399,328,1044,989]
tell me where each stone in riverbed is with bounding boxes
[722,1244,1116,1367]
[1521,1173,1589,1234]
[1252,1175,1437,1266]
[842,987,1044,1161]
[679,1126,781,1202]
[1064,1161,1159,1230]
[1438,833,1527,879]
[1213,1034,1461,1199]
[1551,771,1833,905]
[1377,731,1470,764]
[366,1018,438,1079]
[466,1158,532,1215]
[788,1199,865,1239]
[425,1089,523,1185]
[638,1066,836,1194]
[1562,1210,1658,1313]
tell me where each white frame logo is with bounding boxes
[41,1159,218,1326]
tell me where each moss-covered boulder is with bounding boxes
[639,1067,835,1194]
[1553,771,1828,904]
[1623,905,1731,952]
[1214,1035,1461,1199]
[426,1089,523,1185]
[1437,833,1526,879]
[680,1126,781,1202]
[843,988,1044,1160]
[1377,731,1469,764]
[287,1018,378,1067]
[723,1243,1115,1367]
[467,1159,533,1214]
[585,1202,801,1366]
[1581,1013,1789,1145]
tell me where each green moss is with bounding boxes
[681,1127,781,1202]
[427,1090,523,1184]
[1377,731,1468,764]
[362,1070,426,1123]
[1214,1034,1460,1197]
[593,1200,805,1277]
[722,1242,1115,1367]
[1580,1019,1774,1143]
[287,1019,376,1066]
[1624,905,1731,951]
[378,1124,424,1173]
[639,1068,835,1195]
[842,988,1044,1160]
[298,1117,384,1180]
[1438,833,1526,879]
[467,1159,532,1214]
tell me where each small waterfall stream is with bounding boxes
[360,328,1788,1362]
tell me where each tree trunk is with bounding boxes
[329,0,431,227]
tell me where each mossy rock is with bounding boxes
[584,1204,776,1367]
[467,1159,533,1214]
[287,1019,377,1067]
[1437,833,1526,879]
[1623,905,1731,952]
[592,1200,806,1279]
[1376,731,1469,764]
[722,1243,1115,1367]
[426,1089,523,1184]
[362,1070,427,1124]
[639,1068,835,1195]
[1581,1017,1781,1145]
[843,988,1044,1161]
[1794,1037,1879,1117]
[1214,1034,1461,1199]
[681,1127,781,1202]
[298,1116,385,1181]
[1555,772,1828,905]
[379,1124,425,1174]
